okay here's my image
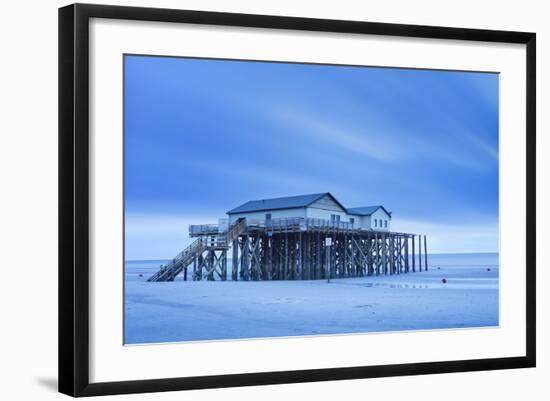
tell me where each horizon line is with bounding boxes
[125,250,499,263]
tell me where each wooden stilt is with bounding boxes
[197,254,204,280]
[412,235,416,273]
[283,231,289,280]
[221,249,227,280]
[193,255,201,280]
[396,236,400,274]
[268,236,273,280]
[232,239,238,281]
[424,235,428,271]
[381,234,387,275]
[242,235,250,281]
[405,236,409,273]
[296,231,303,280]
[389,235,394,274]
[418,234,422,271]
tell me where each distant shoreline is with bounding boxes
[125,251,499,263]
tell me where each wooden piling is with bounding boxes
[424,235,428,271]
[389,236,395,275]
[381,234,387,275]
[418,234,422,271]
[397,235,403,274]
[405,236,409,273]
[232,239,238,280]
[412,235,416,272]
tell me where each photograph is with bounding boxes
[123,54,500,345]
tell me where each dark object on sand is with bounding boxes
[139,273,143,277]
[487,268,491,271]
[441,278,447,284]
[437,266,441,270]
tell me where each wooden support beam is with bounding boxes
[411,235,416,273]
[397,236,401,274]
[221,249,227,280]
[207,250,214,281]
[308,232,312,279]
[193,255,201,280]
[298,232,302,280]
[377,235,380,275]
[424,235,428,271]
[268,236,273,280]
[315,231,320,279]
[273,237,279,280]
[389,235,394,275]
[284,231,289,280]
[381,234,387,275]
[232,239,238,281]
[197,254,204,281]
[250,235,260,280]
[405,236,409,273]
[242,235,250,281]
[418,234,422,271]
[343,234,347,277]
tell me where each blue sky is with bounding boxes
[124,55,499,259]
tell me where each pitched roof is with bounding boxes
[347,206,392,217]
[227,192,344,214]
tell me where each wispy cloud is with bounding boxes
[259,101,497,172]
[171,152,350,197]
[268,107,407,162]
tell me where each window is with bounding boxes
[374,219,377,227]
[384,220,388,228]
[350,217,355,226]
[265,213,272,223]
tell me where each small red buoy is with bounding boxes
[441,278,447,284]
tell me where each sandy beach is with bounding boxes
[124,253,498,344]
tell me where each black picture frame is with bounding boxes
[59,3,536,397]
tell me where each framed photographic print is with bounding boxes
[58,3,536,397]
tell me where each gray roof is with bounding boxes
[347,206,392,217]
[227,192,344,214]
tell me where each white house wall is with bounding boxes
[306,207,349,221]
[309,194,346,212]
[370,208,391,231]
[346,215,362,229]
[348,214,368,229]
[306,194,354,223]
[228,207,306,224]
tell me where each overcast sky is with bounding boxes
[124,55,499,259]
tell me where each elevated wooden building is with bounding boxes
[148,193,428,282]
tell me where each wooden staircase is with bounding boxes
[147,218,247,282]
[147,237,208,282]
[224,218,247,244]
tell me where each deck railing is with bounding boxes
[189,224,220,236]
[263,217,353,231]
[190,217,358,235]
[304,217,353,230]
